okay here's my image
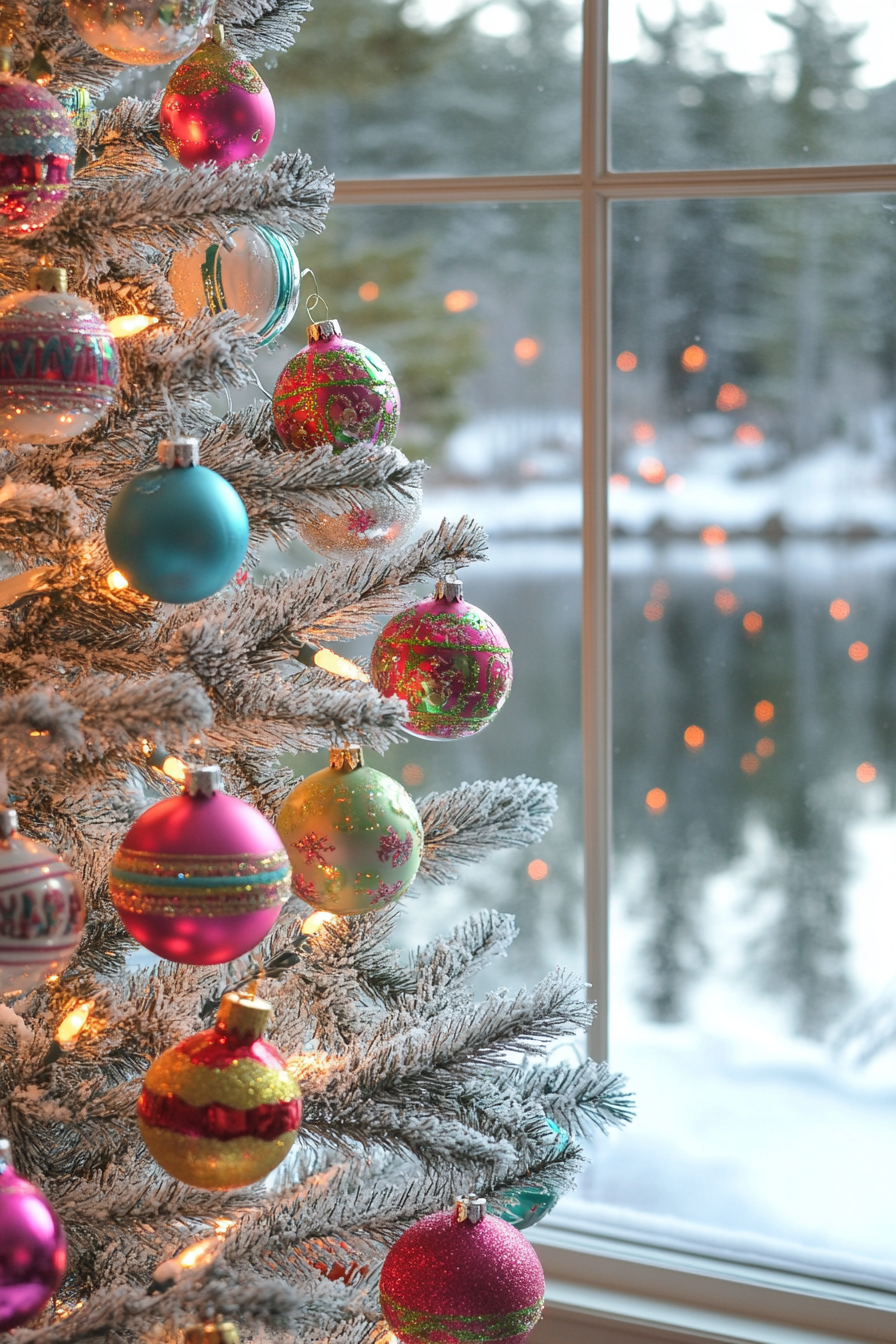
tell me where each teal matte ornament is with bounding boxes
[491,1121,569,1230]
[275,745,423,915]
[105,437,249,604]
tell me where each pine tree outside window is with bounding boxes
[312,1,896,1338]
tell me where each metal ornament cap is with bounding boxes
[435,575,463,603]
[159,436,200,468]
[455,1194,486,1224]
[216,991,272,1041]
[184,1326,240,1344]
[185,764,222,797]
[27,264,67,293]
[307,318,341,342]
[329,745,363,771]
[0,806,17,839]
[0,1138,10,1171]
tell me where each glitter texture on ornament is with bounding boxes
[159,27,275,169]
[0,76,76,236]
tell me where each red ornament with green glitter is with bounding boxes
[380,1197,544,1344]
[370,577,512,740]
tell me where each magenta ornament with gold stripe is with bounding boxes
[0,807,85,995]
[380,1196,544,1344]
[0,1140,67,1330]
[138,992,301,1190]
[370,576,512,740]
[109,765,290,964]
[0,263,118,443]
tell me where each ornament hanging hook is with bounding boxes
[301,268,329,322]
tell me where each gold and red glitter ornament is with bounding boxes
[138,991,302,1190]
[159,26,276,170]
[0,50,76,236]
[275,746,423,915]
[380,1196,545,1344]
[0,261,118,442]
[371,575,513,740]
[109,763,291,964]
[63,0,215,67]
[0,805,85,996]
[272,318,400,454]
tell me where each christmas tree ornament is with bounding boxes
[492,1122,569,1231]
[169,223,300,345]
[138,991,301,1190]
[0,1139,67,1331]
[0,806,85,995]
[183,1325,240,1344]
[380,1196,544,1344]
[272,319,400,454]
[371,576,513,740]
[109,763,291,964]
[104,436,249,604]
[0,262,118,442]
[63,0,214,67]
[159,26,275,170]
[56,86,95,133]
[276,746,422,915]
[295,467,421,559]
[0,57,76,236]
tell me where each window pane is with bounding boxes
[265,1,581,178]
[611,0,896,170]
[258,202,583,990]
[566,194,896,1281]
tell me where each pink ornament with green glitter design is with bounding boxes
[370,578,513,740]
[272,319,400,454]
[275,747,422,915]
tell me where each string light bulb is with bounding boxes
[55,999,95,1045]
[107,570,129,591]
[161,755,187,783]
[106,314,159,338]
[296,641,369,682]
[301,910,335,936]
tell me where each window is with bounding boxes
[261,2,896,1336]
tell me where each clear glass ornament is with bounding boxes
[63,0,214,67]
[169,224,300,345]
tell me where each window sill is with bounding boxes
[527,1225,896,1344]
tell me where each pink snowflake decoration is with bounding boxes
[292,872,318,901]
[377,826,413,868]
[347,506,375,536]
[293,832,335,864]
[368,879,403,905]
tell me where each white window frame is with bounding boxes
[334,2,896,1338]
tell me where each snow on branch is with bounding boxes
[219,0,313,57]
[416,775,559,883]
[518,1059,636,1137]
[118,311,260,403]
[0,478,86,559]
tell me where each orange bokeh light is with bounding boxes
[645,788,667,813]
[754,700,774,723]
[402,763,425,786]
[632,420,656,444]
[638,456,666,483]
[616,351,638,371]
[609,473,630,489]
[830,599,850,620]
[849,642,869,662]
[714,588,739,615]
[740,752,760,774]
[756,737,775,758]
[684,725,705,750]
[528,859,549,880]
[701,525,727,546]
[514,336,541,363]
[665,473,685,493]
[716,383,748,412]
[681,344,707,372]
[733,423,764,445]
[856,762,876,784]
[651,580,670,599]
[444,289,478,312]
[358,281,379,302]
[643,600,664,621]
[743,611,763,634]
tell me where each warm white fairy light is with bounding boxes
[301,910,336,936]
[55,999,95,1045]
[107,570,129,591]
[106,314,159,338]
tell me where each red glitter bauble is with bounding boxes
[159,30,275,170]
[380,1204,545,1344]
[370,580,512,740]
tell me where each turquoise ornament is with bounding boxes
[105,436,248,604]
[492,1122,569,1230]
[275,745,423,915]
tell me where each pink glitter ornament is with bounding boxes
[0,1140,66,1331]
[159,26,275,170]
[109,764,291,964]
[0,73,75,236]
[0,262,118,443]
[272,318,400,454]
[380,1196,544,1344]
[370,576,512,740]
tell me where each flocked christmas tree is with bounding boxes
[0,3,632,1343]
